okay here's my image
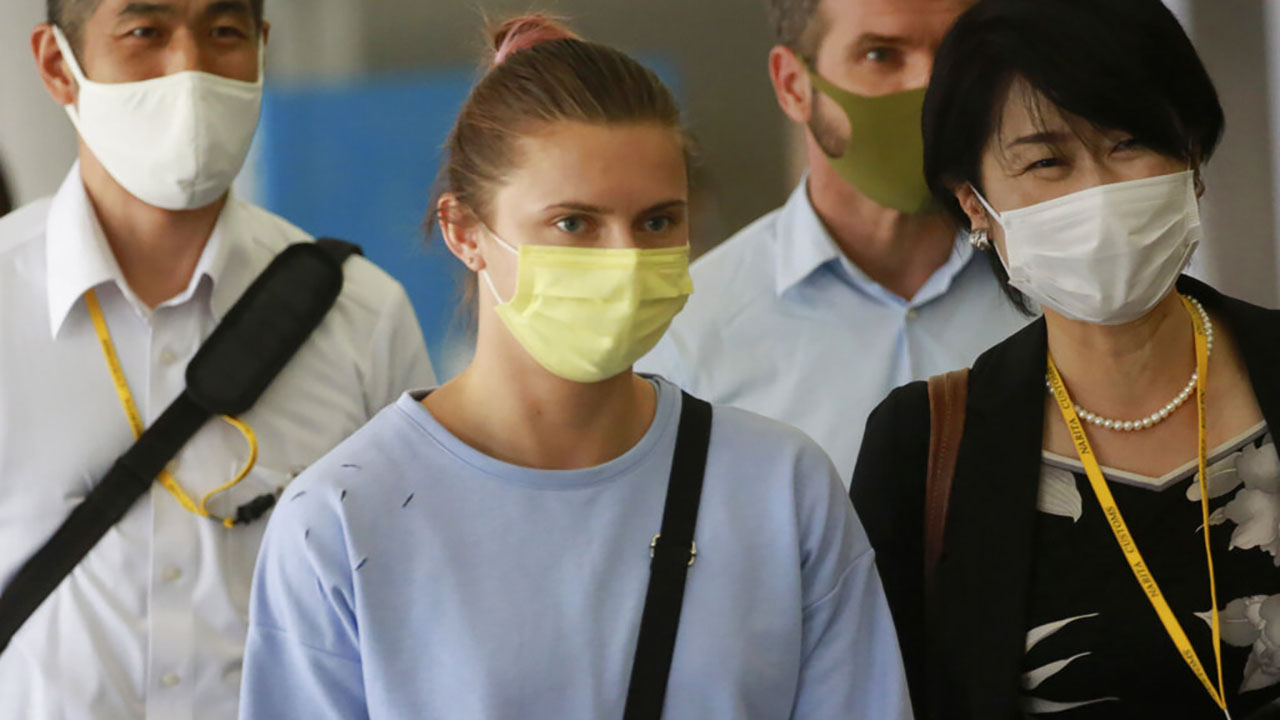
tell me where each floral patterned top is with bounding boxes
[1023,423,1280,718]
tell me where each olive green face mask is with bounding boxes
[805,66,935,214]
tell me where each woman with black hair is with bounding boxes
[850,0,1280,717]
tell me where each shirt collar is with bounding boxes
[911,232,976,306]
[45,162,243,338]
[46,163,128,338]
[771,177,977,305]
[772,178,842,296]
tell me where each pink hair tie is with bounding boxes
[492,16,577,67]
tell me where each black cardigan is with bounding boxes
[849,276,1280,719]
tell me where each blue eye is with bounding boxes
[643,216,673,233]
[555,216,588,234]
[864,47,897,63]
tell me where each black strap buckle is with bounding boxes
[649,534,697,567]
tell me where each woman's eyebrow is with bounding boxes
[542,202,606,213]
[541,200,687,214]
[1007,131,1071,148]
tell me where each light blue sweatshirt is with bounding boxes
[239,378,912,719]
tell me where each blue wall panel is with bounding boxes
[254,70,474,376]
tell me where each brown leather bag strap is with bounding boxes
[924,368,969,596]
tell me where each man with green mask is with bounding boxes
[637,0,1031,483]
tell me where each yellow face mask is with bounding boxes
[481,227,694,383]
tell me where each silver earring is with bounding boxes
[969,228,990,250]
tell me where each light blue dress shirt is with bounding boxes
[239,379,912,720]
[637,181,1032,482]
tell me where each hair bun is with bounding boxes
[491,13,578,67]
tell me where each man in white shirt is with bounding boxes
[0,1,436,718]
[638,0,1030,482]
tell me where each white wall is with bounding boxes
[0,2,77,206]
[260,0,366,81]
[1188,0,1278,307]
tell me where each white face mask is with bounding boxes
[974,170,1202,325]
[53,25,264,211]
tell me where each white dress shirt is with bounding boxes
[0,165,436,720]
[637,180,1032,482]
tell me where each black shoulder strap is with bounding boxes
[623,392,713,720]
[315,237,363,264]
[0,238,362,656]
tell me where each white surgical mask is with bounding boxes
[973,170,1202,325]
[53,25,264,211]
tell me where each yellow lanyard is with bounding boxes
[1047,294,1228,718]
[85,289,258,528]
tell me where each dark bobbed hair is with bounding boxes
[921,0,1224,313]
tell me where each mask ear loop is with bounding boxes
[51,26,89,88]
[969,183,1006,230]
[969,184,1018,273]
[478,223,519,305]
[52,25,92,135]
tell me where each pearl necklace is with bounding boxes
[1045,296,1213,432]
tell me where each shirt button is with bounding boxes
[160,672,181,688]
[159,350,179,366]
[162,567,183,583]
[906,309,919,320]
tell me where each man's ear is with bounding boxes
[768,45,813,126]
[437,194,486,272]
[32,24,77,106]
